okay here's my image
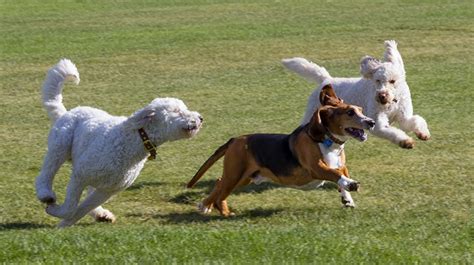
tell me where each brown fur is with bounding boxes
[187,84,371,216]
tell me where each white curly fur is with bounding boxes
[35,59,203,227]
[283,40,430,148]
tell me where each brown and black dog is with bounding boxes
[187,84,375,216]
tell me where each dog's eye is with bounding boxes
[389,80,395,84]
[347,109,355,116]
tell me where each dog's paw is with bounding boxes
[39,196,56,204]
[37,192,57,205]
[198,202,212,214]
[222,211,236,217]
[340,188,356,208]
[95,210,116,223]
[45,204,62,218]
[347,182,360,192]
[337,177,360,192]
[399,138,415,149]
[341,198,356,208]
[415,131,430,141]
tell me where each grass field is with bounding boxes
[0,0,472,263]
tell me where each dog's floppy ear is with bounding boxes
[360,56,381,79]
[308,107,332,141]
[319,84,343,106]
[126,105,157,129]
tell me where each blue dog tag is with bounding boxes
[322,138,333,148]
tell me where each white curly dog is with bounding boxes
[36,59,203,227]
[283,40,430,149]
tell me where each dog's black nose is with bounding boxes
[367,120,376,128]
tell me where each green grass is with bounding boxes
[0,0,472,263]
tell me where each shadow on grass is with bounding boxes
[170,180,280,204]
[235,182,281,194]
[150,208,284,224]
[170,180,337,205]
[188,179,280,194]
[168,190,203,205]
[0,222,53,231]
[318,181,338,190]
[126,181,164,191]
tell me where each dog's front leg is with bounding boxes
[58,189,114,228]
[339,189,355,208]
[308,160,360,191]
[399,115,430,141]
[299,147,359,207]
[372,114,415,148]
[338,166,355,207]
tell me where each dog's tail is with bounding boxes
[186,138,234,188]
[42,59,80,123]
[282,57,332,84]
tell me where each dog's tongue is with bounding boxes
[346,128,367,142]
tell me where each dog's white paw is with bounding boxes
[340,189,356,208]
[197,202,212,214]
[399,138,415,149]
[94,209,116,223]
[342,199,356,208]
[415,131,430,141]
[337,176,360,192]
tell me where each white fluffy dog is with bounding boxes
[283,40,430,148]
[36,59,203,227]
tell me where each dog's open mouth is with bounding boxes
[183,124,201,136]
[345,127,367,142]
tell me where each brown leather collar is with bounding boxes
[326,132,345,145]
[306,126,345,146]
[138,128,157,160]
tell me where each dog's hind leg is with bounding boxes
[35,151,67,204]
[46,175,85,219]
[200,173,250,217]
[58,188,114,228]
[86,187,116,223]
[199,178,223,214]
[212,177,240,217]
[213,175,253,217]
[36,123,73,204]
[36,152,74,205]
[199,141,249,216]
[211,164,254,217]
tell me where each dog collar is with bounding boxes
[323,133,345,147]
[138,128,157,160]
[306,128,345,147]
